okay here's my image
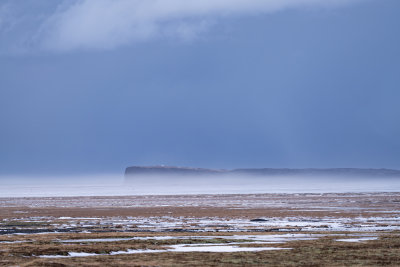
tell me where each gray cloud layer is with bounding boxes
[2,0,360,52]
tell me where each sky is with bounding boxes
[0,0,399,175]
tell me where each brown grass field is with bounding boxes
[1,193,400,266]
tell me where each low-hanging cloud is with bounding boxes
[4,0,361,52]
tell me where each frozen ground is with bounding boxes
[39,245,291,258]
[1,193,399,234]
[1,193,399,265]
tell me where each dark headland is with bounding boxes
[125,166,400,179]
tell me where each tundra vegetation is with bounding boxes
[1,193,399,266]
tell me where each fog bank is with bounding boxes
[0,174,399,197]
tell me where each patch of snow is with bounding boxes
[39,244,290,258]
[40,252,99,258]
[336,237,378,242]
[170,244,290,253]
[57,233,323,244]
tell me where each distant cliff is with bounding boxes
[125,166,224,176]
[125,166,400,178]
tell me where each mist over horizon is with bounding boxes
[2,2,400,266]
[1,173,400,198]
[0,166,399,197]
[1,0,400,185]
[2,165,400,178]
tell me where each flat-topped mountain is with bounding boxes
[125,166,400,178]
[125,166,225,176]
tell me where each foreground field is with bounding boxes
[1,193,400,266]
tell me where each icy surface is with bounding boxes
[2,213,400,235]
[39,252,101,258]
[170,244,290,253]
[57,233,321,243]
[39,245,289,258]
[336,237,378,242]
[36,232,382,258]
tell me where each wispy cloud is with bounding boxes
[2,0,360,52]
[0,2,14,33]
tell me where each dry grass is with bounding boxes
[1,193,400,266]
[0,233,399,267]
[2,193,400,220]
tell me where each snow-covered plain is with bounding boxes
[2,193,400,235]
[2,213,400,236]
